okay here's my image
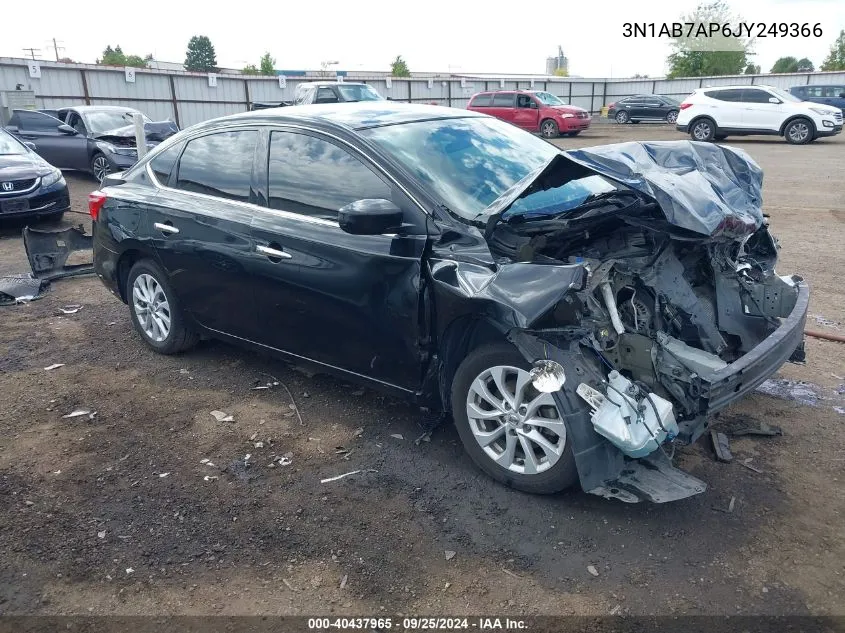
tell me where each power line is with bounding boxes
[22,48,41,60]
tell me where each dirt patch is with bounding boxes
[1,130,844,617]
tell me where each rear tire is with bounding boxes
[540,119,559,138]
[451,342,579,494]
[127,259,198,355]
[690,118,716,142]
[784,117,813,144]
[666,110,679,124]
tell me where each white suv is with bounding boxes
[676,85,843,144]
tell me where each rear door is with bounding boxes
[6,110,85,168]
[704,89,744,128]
[148,129,260,338]
[513,94,540,129]
[249,127,428,389]
[488,92,516,123]
[739,88,784,131]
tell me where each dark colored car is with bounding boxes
[91,102,808,504]
[294,82,384,105]
[5,106,178,182]
[788,84,845,115]
[467,90,591,138]
[0,127,69,221]
[607,95,680,124]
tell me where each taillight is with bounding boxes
[679,102,693,110]
[607,102,615,109]
[89,191,107,221]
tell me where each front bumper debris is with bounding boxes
[23,225,94,281]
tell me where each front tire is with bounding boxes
[615,110,630,124]
[690,118,716,142]
[540,119,559,138]
[784,118,813,144]
[451,343,578,494]
[127,260,198,355]
[91,153,109,183]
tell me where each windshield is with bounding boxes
[0,129,27,155]
[533,91,565,105]
[503,175,621,220]
[86,110,151,134]
[361,116,559,221]
[337,84,383,102]
[767,87,802,103]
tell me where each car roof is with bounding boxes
[298,81,368,87]
[702,85,776,91]
[210,101,485,132]
[59,105,142,113]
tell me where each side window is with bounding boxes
[517,95,535,108]
[708,90,740,102]
[67,112,88,135]
[470,94,492,107]
[803,86,821,98]
[315,87,338,104]
[149,143,183,185]
[492,93,514,107]
[13,110,62,131]
[175,131,258,202]
[742,89,775,103]
[267,131,392,221]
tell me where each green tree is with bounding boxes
[553,68,569,77]
[743,63,760,74]
[97,45,148,68]
[259,52,276,76]
[666,1,752,78]
[242,64,259,75]
[820,30,845,71]
[771,56,799,73]
[390,55,410,77]
[797,57,814,72]
[184,35,217,72]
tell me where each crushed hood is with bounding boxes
[488,141,764,240]
[93,120,180,144]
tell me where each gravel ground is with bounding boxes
[0,123,843,617]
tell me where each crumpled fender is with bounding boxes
[428,258,587,329]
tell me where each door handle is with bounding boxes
[256,244,292,259]
[153,222,179,234]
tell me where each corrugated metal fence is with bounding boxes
[2,58,844,129]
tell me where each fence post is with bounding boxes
[407,79,412,103]
[80,69,91,105]
[806,73,811,85]
[590,82,595,114]
[568,81,572,102]
[168,75,181,127]
[651,79,656,94]
[601,80,607,108]
[243,79,250,111]
[133,112,147,160]
[447,80,452,108]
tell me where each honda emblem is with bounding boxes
[1,182,13,192]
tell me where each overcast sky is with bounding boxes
[3,0,844,77]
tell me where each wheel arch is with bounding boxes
[116,247,153,303]
[779,115,816,137]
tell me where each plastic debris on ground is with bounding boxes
[0,274,48,305]
[739,458,763,474]
[444,550,456,561]
[158,472,170,478]
[587,565,599,577]
[320,469,377,484]
[711,431,733,462]
[97,530,106,539]
[339,575,348,589]
[58,305,82,315]
[62,408,96,420]
[210,410,234,422]
[756,379,820,407]
[44,363,65,371]
[731,422,783,437]
[390,433,404,440]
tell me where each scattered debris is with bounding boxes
[339,575,348,589]
[711,431,733,462]
[270,453,293,467]
[44,363,65,371]
[443,582,451,591]
[62,408,95,419]
[125,568,134,575]
[280,382,304,425]
[244,454,252,462]
[810,314,841,330]
[756,379,820,407]
[24,500,34,506]
[210,410,234,422]
[254,441,265,449]
[200,458,216,467]
[0,274,48,305]
[501,568,521,579]
[414,431,432,445]
[52,470,61,475]
[353,427,364,438]
[282,578,297,592]
[97,530,106,539]
[58,305,83,315]
[444,550,456,561]
[731,423,783,437]
[390,433,404,440]
[587,565,599,577]
[179,369,189,375]
[203,475,219,482]
[609,605,622,616]
[739,459,763,474]
[351,389,365,396]
[320,469,377,484]
[728,496,736,513]
[158,472,170,478]
[834,406,845,415]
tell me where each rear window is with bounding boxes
[175,130,258,203]
[149,143,183,185]
[491,93,514,107]
[470,94,493,107]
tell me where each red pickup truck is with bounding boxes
[467,90,591,138]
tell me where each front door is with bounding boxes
[738,88,785,131]
[514,94,540,129]
[9,110,87,169]
[148,129,260,338]
[249,128,427,389]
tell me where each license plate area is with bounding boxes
[1,199,30,214]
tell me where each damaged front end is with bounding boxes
[431,141,808,503]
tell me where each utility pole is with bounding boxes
[50,38,65,61]
[22,48,41,60]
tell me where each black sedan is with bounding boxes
[5,106,178,182]
[607,95,681,124]
[91,102,807,504]
[0,127,69,221]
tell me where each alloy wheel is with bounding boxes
[615,111,629,124]
[788,121,810,143]
[465,365,567,475]
[92,155,109,183]
[132,273,171,342]
[666,111,678,123]
[692,121,712,140]
[541,121,557,138]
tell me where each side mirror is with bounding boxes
[23,141,37,150]
[839,92,845,99]
[338,199,403,235]
[58,124,78,135]
[768,97,781,104]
